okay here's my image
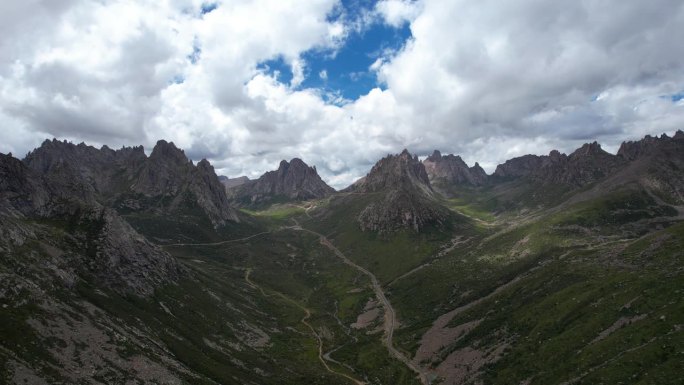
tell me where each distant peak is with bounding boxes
[150,140,188,163]
[573,141,605,157]
[351,149,432,193]
[428,150,442,161]
[289,158,307,168]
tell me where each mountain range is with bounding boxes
[1,131,682,384]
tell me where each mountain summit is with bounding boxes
[23,139,239,227]
[227,158,334,206]
[492,141,625,187]
[349,149,433,195]
[347,149,449,233]
[423,150,488,187]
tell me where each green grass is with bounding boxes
[4,176,684,384]
[241,203,306,222]
[444,197,498,222]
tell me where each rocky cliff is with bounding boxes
[423,150,488,186]
[492,141,625,187]
[349,149,434,195]
[219,175,250,189]
[348,150,449,233]
[227,158,334,206]
[0,151,183,296]
[24,139,239,227]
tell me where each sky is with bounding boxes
[1,0,683,188]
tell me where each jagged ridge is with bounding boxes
[348,150,449,233]
[0,152,183,296]
[24,139,239,227]
[423,150,488,186]
[228,158,334,206]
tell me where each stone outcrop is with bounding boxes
[24,139,239,227]
[0,151,183,296]
[492,142,625,187]
[348,150,448,233]
[219,175,250,189]
[227,158,334,206]
[423,150,488,186]
[349,149,434,195]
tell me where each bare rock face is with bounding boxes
[0,153,50,216]
[350,149,434,195]
[0,152,183,297]
[131,139,193,197]
[24,139,239,227]
[219,175,250,189]
[349,150,448,233]
[81,207,184,296]
[191,159,240,225]
[492,142,625,187]
[610,131,684,205]
[358,189,448,233]
[492,154,545,180]
[617,131,684,160]
[423,150,488,186]
[228,158,334,206]
[25,139,147,197]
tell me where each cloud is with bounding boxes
[376,0,422,27]
[1,0,683,189]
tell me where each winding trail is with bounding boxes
[244,268,365,385]
[164,221,429,383]
[164,231,271,247]
[293,225,430,385]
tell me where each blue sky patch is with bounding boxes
[659,91,684,103]
[188,40,201,64]
[170,75,185,85]
[671,92,684,102]
[256,0,411,101]
[299,22,410,100]
[200,2,218,15]
[257,57,294,85]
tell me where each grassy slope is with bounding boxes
[3,180,682,384]
[384,186,683,384]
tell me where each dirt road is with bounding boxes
[244,268,365,385]
[294,226,430,385]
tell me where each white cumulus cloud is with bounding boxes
[1,0,683,189]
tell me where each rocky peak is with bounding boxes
[618,131,684,161]
[426,150,442,162]
[227,158,334,206]
[493,141,624,187]
[22,139,238,227]
[1,152,183,296]
[350,150,448,233]
[149,140,189,165]
[352,149,432,194]
[131,141,197,198]
[570,141,607,158]
[493,154,544,179]
[220,176,250,189]
[0,153,49,216]
[423,150,488,186]
[24,140,148,195]
[187,159,240,225]
[197,158,214,172]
